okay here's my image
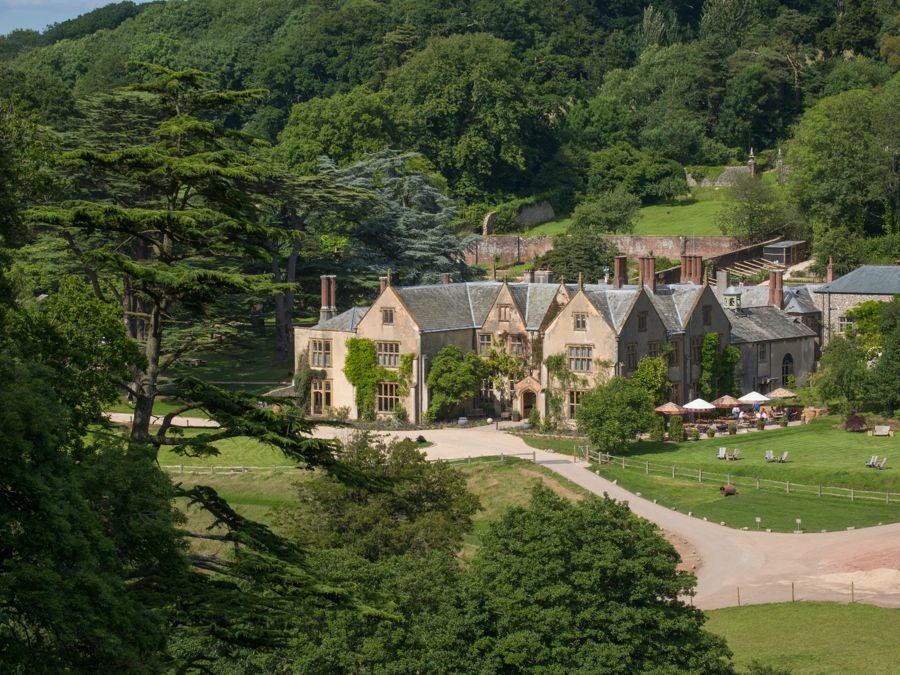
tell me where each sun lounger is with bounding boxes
[717,447,727,460]
[876,457,888,470]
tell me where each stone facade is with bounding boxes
[295,258,821,425]
[817,292,894,346]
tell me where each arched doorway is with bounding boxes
[782,353,794,385]
[522,390,536,419]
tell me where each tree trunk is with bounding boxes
[272,239,302,363]
[131,299,163,449]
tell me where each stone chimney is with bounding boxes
[320,274,336,323]
[534,269,554,284]
[826,256,834,283]
[522,270,534,283]
[639,255,656,294]
[716,269,730,302]
[680,255,690,284]
[613,256,627,289]
[748,148,756,177]
[379,276,388,294]
[442,273,452,285]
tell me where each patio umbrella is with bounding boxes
[738,391,770,403]
[683,398,716,411]
[655,401,687,415]
[713,394,740,408]
[767,387,796,399]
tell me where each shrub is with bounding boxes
[669,416,685,442]
[690,428,700,441]
[332,405,351,421]
[727,422,737,435]
[529,406,541,428]
[706,427,716,438]
[845,414,867,432]
[649,415,665,442]
[756,419,765,431]
[779,418,788,428]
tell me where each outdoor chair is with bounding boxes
[765,450,775,462]
[717,447,727,460]
[876,457,888,470]
[866,455,879,468]
[869,425,894,438]
[776,451,789,463]
[728,449,740,461]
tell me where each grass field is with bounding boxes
[522,187,729,238]
[596,418,899,492]
[157,433,291,468]
[520,419,900,531]
[705,602,900,674]
[107,396,209,417]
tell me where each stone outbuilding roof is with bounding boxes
[815,266,900,295]
[728,306,817,344]
[313,306,369,331]
[732,284,821,314]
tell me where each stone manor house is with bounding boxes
[295,253,820,425]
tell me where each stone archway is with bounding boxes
[522,390,537,418]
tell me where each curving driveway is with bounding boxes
[110,412,900,609]
[320,424,900,610]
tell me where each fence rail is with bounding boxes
[589,451,900,505]
[439,451,537,465]
[161,464,299,474]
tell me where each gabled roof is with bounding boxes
[647,284,705,333]
[394,283,489,332]
[583,285,638,333]
[509,283,561,330]
[728,306,817,344]
[815,266,900,295]
[312,306,369,332]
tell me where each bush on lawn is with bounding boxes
[845,414,867,432]
[668,416,685,442]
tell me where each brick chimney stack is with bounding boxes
[768,270,784,310]
[639,255,656,294]
[826,256,834,283]
[680,255,690,284]
[379,276,388,294]
[613,255,627,289]
[320,274,337,322]
[442,273,452,285]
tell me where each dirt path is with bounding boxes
[318,424,900,610]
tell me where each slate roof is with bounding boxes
[647,284,705,333]
[395,283,488,332]
[509,283,562,330]
[815,266,900,295]
[733,284,822,314]
[583,285,638,333]
[728,306,817,344]
[313,306,369,332]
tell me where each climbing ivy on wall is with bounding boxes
[344,338,413,420]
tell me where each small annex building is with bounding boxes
[814,264,900,345]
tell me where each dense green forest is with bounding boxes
[3,0,899,264]
[2,1,900,671]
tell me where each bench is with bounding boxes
[869,426,894,438]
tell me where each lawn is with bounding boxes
[107,396,209,418]
[157,433,293,468]
[705,602,900,674]
[599,417,900,492]
[595,466,900,532]
[633,187,727,236]
[521,187,729,238]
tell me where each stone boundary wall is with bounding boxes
[464,235,742,267]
